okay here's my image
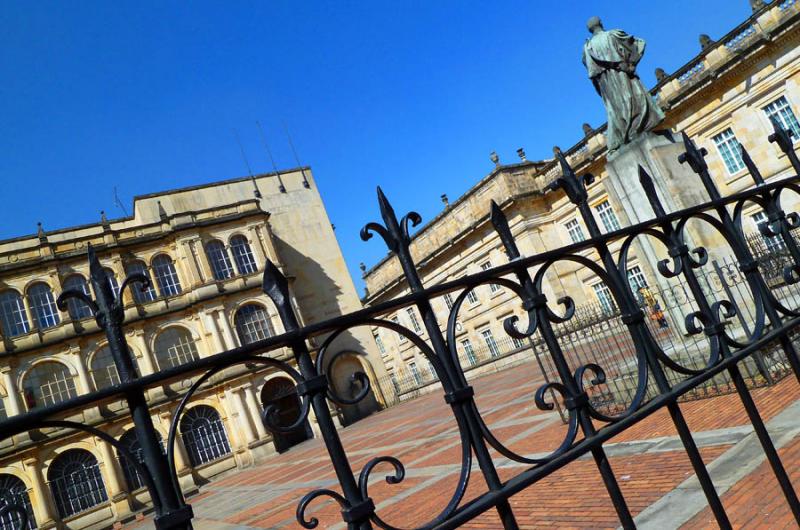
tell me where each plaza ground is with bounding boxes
[130,358,800,529]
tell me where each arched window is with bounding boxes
[234,304,273,345]
[28,283,60,329]
[152,255,182,297]
[0,474,36,530]
[0,290,29,337]
[125,260,157,303]
[90,347,121,389]
[22,362,77,409]
[205,240,234,281]
[62,275,92,320]
[230,235,258,275]
[153,328,199,370]
[47,450,107,519]
[180,405,231,467]
[118,430,164,491]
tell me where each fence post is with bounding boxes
[58,244,194,530]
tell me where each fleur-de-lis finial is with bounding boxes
[768,117,800,174]
[360,187,422,255]
[678,131,722,201]
[547,148,594,206]
[262,259,300,332]
[57,244,151,330]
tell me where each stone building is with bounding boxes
[0,167,392,529]
[363,1,800,397]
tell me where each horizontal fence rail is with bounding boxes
[2,121,800,529]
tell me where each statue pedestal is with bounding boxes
[605,131,704,223]
[605,131,703,339]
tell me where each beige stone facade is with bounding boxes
[363,3,800,397]
[0,168,392,529]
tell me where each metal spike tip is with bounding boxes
[376,186,396,222]
[739,144,764,185]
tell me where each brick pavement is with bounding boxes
[127,361,800,529]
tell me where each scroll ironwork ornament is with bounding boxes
[56,244,194,530]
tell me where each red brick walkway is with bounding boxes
[130,361,800,529]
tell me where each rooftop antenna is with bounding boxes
[233,128,262,199]
[256,121,286,193]
[282,121,311,188]
[113,186,129,217]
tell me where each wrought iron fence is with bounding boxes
[2,121,800,529]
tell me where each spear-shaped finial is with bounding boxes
[740,144,765,185]
[547,148,593,206]
[638,165,667,218]
[677,131,708,174]
[490,200,520,260]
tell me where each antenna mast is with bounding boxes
[233,129,262,199]
[256,121,286,193]
[113,187,129,217]
[282,121,310,188]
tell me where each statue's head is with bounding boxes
[587,16,603,34]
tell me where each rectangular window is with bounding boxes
[481,329,500,358]
[466,288,479,305]
[426,357,437,379]
[406,307,422,334]
[481,261,501,293]
[713,128,746,174]
[391,316,406,342]
[763,96,800,141]
[408,362,422,385]
[565,219,586,243]
[595,200,621,233]
[627,266,649,293]
[512,335,524,349]
[390,375,400,393]
[592,282,616,314]
[374,333,386,354]
[461,339,477,366]
[752,211,785,252]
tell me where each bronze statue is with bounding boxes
[582,16,665,153]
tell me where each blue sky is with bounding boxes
[1,1,754,292]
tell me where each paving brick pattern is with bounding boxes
[128,361,800,529]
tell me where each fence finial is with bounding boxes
[740,144,765,185]
[262,260,299,332]
[638,165,667,218]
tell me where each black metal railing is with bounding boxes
[2,120,800,529]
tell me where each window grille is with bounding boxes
[153,328,199,370]
[466,288,479,305]
[595,200,621,233]
[180,406,232,467]
[205,240,234,281]
[565,219,586,243]
[481,261,501,293]
[23,362,76,409]
[90,347,128,389]
[626,266,649,292]
[0,474,36,530]
[234,304,274,345]
[712,128,746,174]
[125,260,157,303]
[480,329,500,358]
[406,307,422,333]
[0,290,30,337]
[408,362,422,385]
[230,235,258,275]
[152,255,182,297]
[764,96,800,141]
[443,292,454,310]
[62,275,92,320]
[592,282,616,314]
[461,339,477,366]
[28,283,60,329]
[374,334,386,354]
[118,430,164,491]
[47,450,108,519]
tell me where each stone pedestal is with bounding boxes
[606,131,704,223]
[605,131,700,340]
